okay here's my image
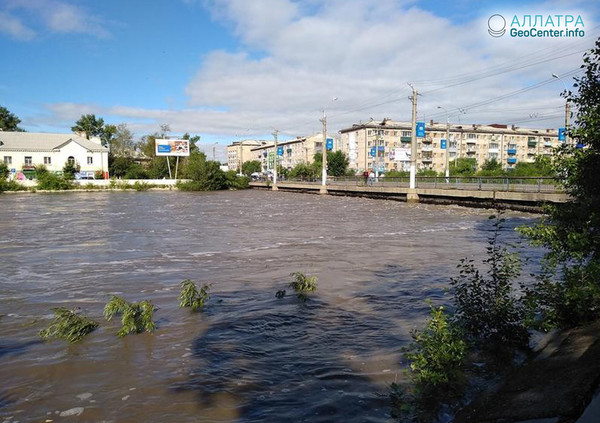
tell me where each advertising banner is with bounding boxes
[155,139,190,156]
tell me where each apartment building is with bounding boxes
[227,140,270,171]
[230,134,334,172]
[339,119,561,174]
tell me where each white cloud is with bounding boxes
[33,0,598,138]
[1,0,111,39]
[0,11,36,40]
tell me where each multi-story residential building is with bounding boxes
[229,134,336,172]
[227,140,270,171]
[0,131,109,179]
[339,119,561,174]
[252,134,338,171]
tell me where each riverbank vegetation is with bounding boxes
[393,38,600,422]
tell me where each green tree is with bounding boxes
[477,158,504,176]
[289,162,317,179]
[179,151,226,190]
[0,106,24,131]
[110,123,135,156]
[519,37,600,328]
[102,124,117,148]
[510,156,554,177]
[242,160,262,176]
[62,160,80,179]
[109,156,135,178]
[313,151,350,177]
[182,133,201,154]
[449,157,477,176]
[72,114,105,140]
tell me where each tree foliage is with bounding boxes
[39,308,98,343]
[110,123,135,155]
[179,280,211,312]
[104,296,156,337]
[72,114,105,140]
[242,160,262,176]
[519,38,600,328]
[449,157,477,176]
[0,106,24,131]
[313,151,350,177]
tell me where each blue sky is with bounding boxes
[1,0,598,159]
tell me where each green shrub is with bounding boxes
[133,181,150,191]
[224,170,250,190]
[39,307,98,343]
[36,172,74,190]
[405,305,467,397]
[289,272,317,301]
[104,296,156,337]
[450,215,528,350]
[178,279,211,312]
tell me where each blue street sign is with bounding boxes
[416,122,426,138]
[558,127,566,141]
[277,146,283,156]
[157,144,171,153]
[441,139,447,149]
[370,147,376,157]
[326,138,334,151]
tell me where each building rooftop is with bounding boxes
[0,132,108,152]
[340,119,558,135]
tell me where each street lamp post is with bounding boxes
[437,106,451,181]
[552,73,571,145]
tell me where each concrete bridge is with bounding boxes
[250,177,568,212]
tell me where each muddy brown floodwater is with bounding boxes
[0,190,540,423]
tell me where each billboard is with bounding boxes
[155,139,190,156]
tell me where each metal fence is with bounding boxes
[269,176,561,193]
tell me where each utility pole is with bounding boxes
[565,101,571,145]
[445,119,450,180]
[320,111,327,194]
[375,129,380,180]
[272,129,279,190]
[407,84,419,202]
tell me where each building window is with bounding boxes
[467,133,477,139]
[68,156,75,165]
[3,156,11,165]
[24,156,32,165]
[402,131,411,137]
[489,143,499,149]
[44,156,51,165]
[87,156,93,165]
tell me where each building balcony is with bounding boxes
[466,149,476,154]
[421,145,433,151]
[488,148,499,154]
[422,138,432,144]
[507,157,517,164]
[400,136,412,142]
[507,148,517,155]
[527,149,536,156]
[421,157,433,163]
[528,142,537,148]
[466,139,477,144]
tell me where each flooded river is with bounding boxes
[0,190,537,422]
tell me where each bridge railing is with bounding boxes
[275,176,561,193]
